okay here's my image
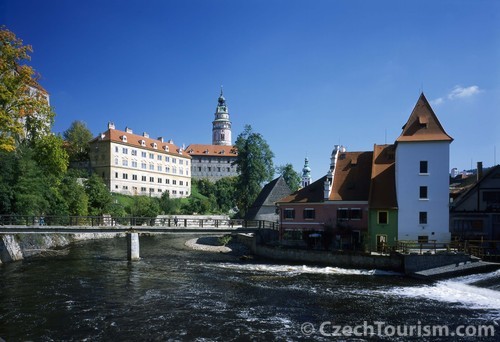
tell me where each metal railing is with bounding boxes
[0,215,278,230]
[449,239,500,260]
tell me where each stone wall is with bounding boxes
[0,233,123,264]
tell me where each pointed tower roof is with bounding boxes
[396,93,453,143]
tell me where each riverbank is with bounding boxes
[184,236,250,257]
[0,233,123,264]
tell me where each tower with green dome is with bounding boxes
[302,157,312,188]
[212,87,232,146]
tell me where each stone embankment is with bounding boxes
[184,236,250,256]
[0,233,123,264]
[235,233,500,277]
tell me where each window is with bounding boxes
[303,208,315,219]
[165,156,170,162]
[140,140,146,147]
[132,161,137,168]
[419,211,428,225]
[122,147,128,154]
[165,179,170,184]
[114,158,119,165]
[149,177,154,182]
[115,172,119,178]
[172,158,177,164]
[173,180,177,185]
[149,164,154,170]
[132,175,137,180]
[153,143,157,149]
[420,161,428,174]
[198,167,202,172]
[115,146,119,153]
[141,151,147,158]
[418,235,429,243]
[141,187,146,192]
[284,209,295,219]
[141,162,147,169]
[122,159,128,166]
[141,176,147,181]
[337,208,349,220]
[122,173,128,179]
[158,165,162,172]
[378,211,388,224]
[157,155,162,161]
[149,153,154,159]
[158,178,162,183]
[350,208,362,219]
[131,149,137,156]
[419,186,428,199]
[180,181,184,186]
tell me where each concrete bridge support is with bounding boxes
[127,232,140,261]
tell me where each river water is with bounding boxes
[1,235,500,341]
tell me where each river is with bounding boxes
[1,235,499,341]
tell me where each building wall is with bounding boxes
[396,141,450,242]
[190,155,238,181]
[90,140,191,198]
[368,209,398,252]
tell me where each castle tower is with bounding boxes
[301,157,312,188]
[395,93,453,243]
[212,88,232,146]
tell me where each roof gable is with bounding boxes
[396,93,453,143]
[452,165,500,210]
[369,144,397,208]
[246,176,292,218]
[329,151,373,201]
[278,176,327,203]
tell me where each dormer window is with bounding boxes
[153,143,157,149]
[140,140,146,147]
[163,146,169,152]
[121,135,128,142]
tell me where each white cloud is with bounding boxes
[430,97,444,106]
[431,85,481,105]
[447,85,481,100]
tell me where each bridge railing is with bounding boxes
[0,214,278,230]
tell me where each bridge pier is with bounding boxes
[127,232,140,261]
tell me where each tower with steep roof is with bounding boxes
[212,88,232,146]
[395,93,453,243]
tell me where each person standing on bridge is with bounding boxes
[174,216,178,227]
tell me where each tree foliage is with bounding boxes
[276,163,301,192]
[233,125,274,217]
[0,26,55,151]
[84,174,112,216]
[63,120,93,162]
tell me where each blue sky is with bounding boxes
[2,0,499,179]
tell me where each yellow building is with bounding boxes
[89,122,191,198]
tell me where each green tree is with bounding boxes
[84,173,112,216]
[158,191,182,214]
[63,120,93,162]
[33,133,69,180]
[213,176,238,213]
[276,163,301,192]
[12,147,49,215]
[130,196,160,218]
[0,150,16,214]
[59,172,89,216]
[0,27,55,151]
[233,125,274,217]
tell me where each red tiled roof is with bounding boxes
[369,144,397,209]
[278,151,373,204]
[185,144,237,157]
[277,176,327,203]
[329,151,373,201]
[396,93,453,142]
[91,128,190,158]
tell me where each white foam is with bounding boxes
[382,270,500,311]
[210,263,379,276]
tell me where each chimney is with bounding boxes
[477,162,483,181]
[143,132,149,138]
[125,127,133,134]
[158,137,164,143]
[108,122,115,130]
